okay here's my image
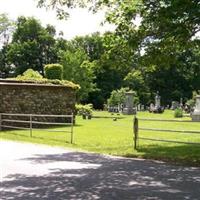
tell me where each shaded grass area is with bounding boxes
[1,110,200,166]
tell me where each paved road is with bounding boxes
[0,140,200,200]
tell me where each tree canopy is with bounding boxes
[0,13,14,45]
[6,16,58,75]
[1,0,200,107]
[59,47,96,101]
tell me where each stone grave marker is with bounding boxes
[122,91,136,115]
[191,95,200,121]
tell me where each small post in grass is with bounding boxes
[70,115,74,144]
[133,116,139,150]
[30,114,32,137]
[0,113,2,131]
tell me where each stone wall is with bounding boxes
[0,80,76,127]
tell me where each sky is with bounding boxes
[0,0,115,40]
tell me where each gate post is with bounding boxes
[30,114,32,137]
[133,116,139,150]
[0,114,2,131]
[70,115,74,144]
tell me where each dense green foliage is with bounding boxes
[107,88,127,107]
[13,69,79,89]
[44,64,63,80]
[0,14,15,77]
[75,104,93,116]
[16,69,43,80]
[6,17,58,75]
[0,13,14,43]
[1,0,200,107]
[60,48,96,101]
[174,108,183,118]
[34,0,200,107]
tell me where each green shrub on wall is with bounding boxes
[16,69,43,80]
[44,64,63,80]
[11,69,79,90]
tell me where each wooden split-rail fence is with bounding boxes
[0,113,74,143]
[133,117,200,150]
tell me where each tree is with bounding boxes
[107,87,139,107]
[0,14,15,77]
[0,13,14,46]
[37,0,92,19]
[139,0,200,43]
[36,0,200,51]
[71,32,105,61]
[124,70,151,104]
[102,0,200,103]
[0,45,11,78]
[138,39,200,104]
[36,0,200,104]
[107,88,127,107]
[59,48,96,101]
[6,16,58,75]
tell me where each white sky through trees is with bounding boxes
[0,0,115,39]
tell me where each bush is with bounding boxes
[186,99,195,108]
[174,108,183,118]
[75,104,93,116]
[107,88,138,107]
[107,88,128,107]
[16,69,43,80]
[44,64,63,80]
[12,69,79,90]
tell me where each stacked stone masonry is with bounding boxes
[0,80,76,128]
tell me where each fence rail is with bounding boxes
[137,118,199,123]
[139,128,200,134]
[133,117,200,149]
[1,113,73,117]
[0,113,74,143]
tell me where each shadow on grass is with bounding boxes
[1,131,74,145]
[93,115,125,119]
[1,130,30,138]
[132,144,200,167]
[1,123,82,132]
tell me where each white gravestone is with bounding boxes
[155,93,161,109]
[122,91,136,115]
[171,101,179,110]
[192,95,200,121]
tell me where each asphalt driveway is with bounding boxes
[0,140,200,200]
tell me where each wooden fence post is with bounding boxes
[133,116,139,150]
[0,114,2,131]
[30,114,32,137]
[70,115,74,144]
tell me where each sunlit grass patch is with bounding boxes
[1,110,200,166]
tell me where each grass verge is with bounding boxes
[1,110,200,166]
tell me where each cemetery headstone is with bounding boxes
[180,98,183,108]
[141,105,145,111]
[149,103,155,112]
[171,101,180,110]
[137,104,141,111]
[149,91,164,113]
[191,95,200,121]
[155,92,161,109]
[122,91,136,115]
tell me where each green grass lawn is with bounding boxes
[1,110,200,166]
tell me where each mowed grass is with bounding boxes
[1,110,200,166]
